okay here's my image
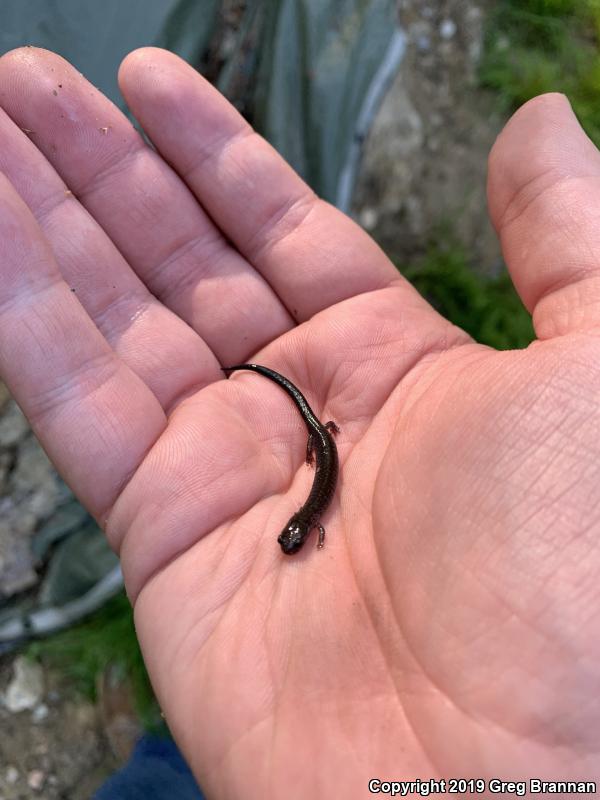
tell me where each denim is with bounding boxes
[93,735,205,800]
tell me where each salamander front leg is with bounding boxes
[317,524,325,549]
[325,421,340,435]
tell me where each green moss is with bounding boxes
[27,592,161,730]
[480,0,600,145]
[403,244,535,350]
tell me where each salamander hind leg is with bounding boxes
[325,421,340,435]
[317,524,325,549]
[306,433,315,466]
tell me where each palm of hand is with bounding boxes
[144,324,597,794]
[0,47,597,798]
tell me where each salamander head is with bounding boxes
[278,518,310,555]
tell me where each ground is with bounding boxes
[0,1,501,796]
[354,0,500,272]
[0,658,115,799]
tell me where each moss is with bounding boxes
[403,243,535,350]
[480,0,600,145]
[27,592,161,730]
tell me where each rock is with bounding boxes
[0,435,68,597]
[27,769,45,791]
[440,18,457,39]
[0,400,29,447]
[0,451,13,494]
[416,34,431,52]
[0,520,38,596]
[14,510,37,536]
[2,657,44,712]
[0,381,10,413]
[5,765,19,784]
[11,436,56,498]
[359,207,379,231]
[32,703,49,723]
[354,0,501,271]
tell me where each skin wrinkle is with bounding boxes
[535,181,600,268]
[409,561,571,749]
[370,320,472,412]
[373,357,600,759]
[181,124,255,185]
[382,600,480,773]
[99,417,166,534]
[499,175,600,315]
[535,276,600,332]
[479,711,591,765]
[494,165,566,232]
[528,444,600,528]
[213,379,321,473]
[162,369,222,417]
[22,347,118,422]
[536,275,600,337]
[0,270,62,320]
[143,561,249,686]
[496,408,585,496]
[432,395,599,568]
[345,529,420,759]
[355,431,453,775]
[466,551,568,659]
[62,130,145,200]
[164,249,283,342]
[88,288,158,343]
[113,405,297,596]
[243,191,318,268]
[25,182,76,228]
[437,504,600,752]
[477,482,600,600]
[206,714,277,797]
[447,356,573,472]
[527,543,595,632]
[143,227,230,294]
[477,484,576,582]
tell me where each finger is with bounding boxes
[0,106,215,411]
[488,93,600,340]
[0,47,292,364]
[118,48,405,320]
[0,171,165,521]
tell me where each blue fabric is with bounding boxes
[93,734,206,799]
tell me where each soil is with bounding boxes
[355,0,503,273]
[0,0,507,797]
[0,659,116,799]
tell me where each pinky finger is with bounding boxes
[0,172,165,529]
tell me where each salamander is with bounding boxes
[222,364,339,554]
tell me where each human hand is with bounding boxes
[0,47,597,797]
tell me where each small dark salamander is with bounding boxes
[222,364,339,555]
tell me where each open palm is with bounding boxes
[0,48,598,797]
